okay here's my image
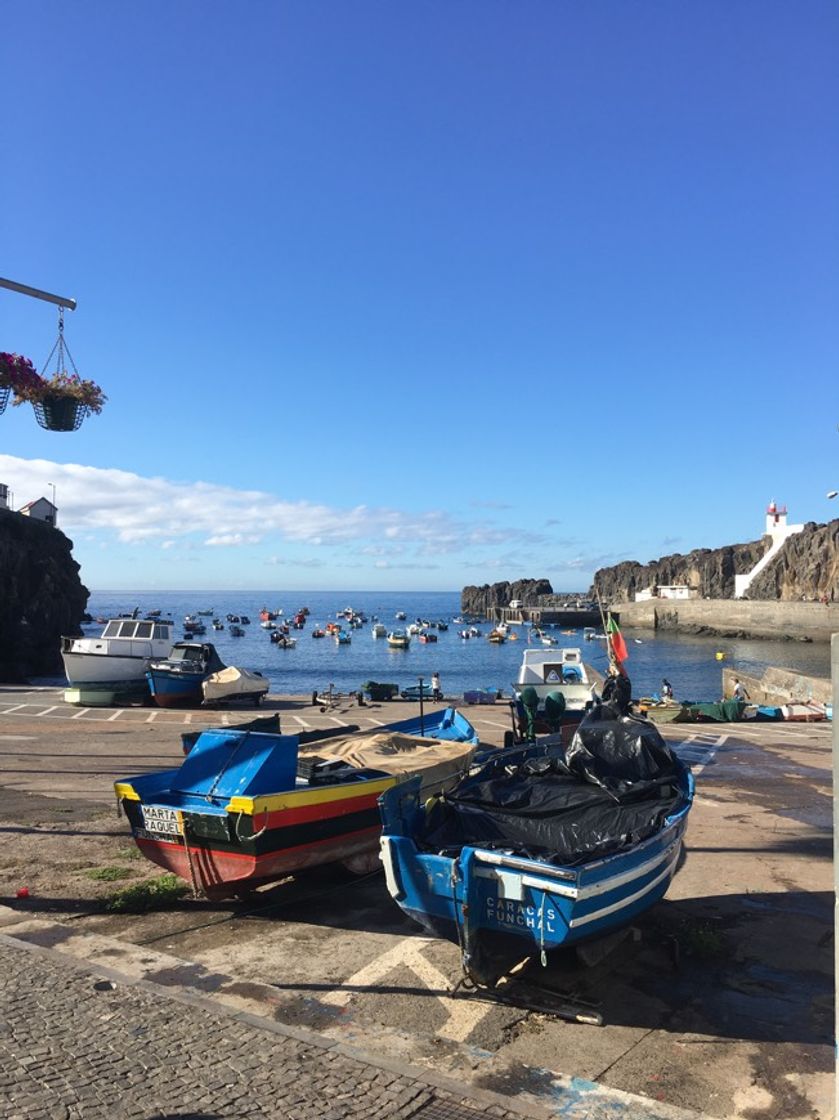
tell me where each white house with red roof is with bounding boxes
[18,496,58,528]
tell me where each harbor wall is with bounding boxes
[616,599,839,643]
[721,665,832,705]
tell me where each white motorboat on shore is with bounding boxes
[62,617,176,705]
[512,647,601,715]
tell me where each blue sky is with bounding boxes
[2,1,837,591]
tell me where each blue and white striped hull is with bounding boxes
[380,775,693,985]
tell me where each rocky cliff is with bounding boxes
[461,578,553,615]
[591,541,767,602]
[591,519,839,603]
[748,520,839,601]
[0,508,89,681]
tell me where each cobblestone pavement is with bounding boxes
[0,939,528,1120]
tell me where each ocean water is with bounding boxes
[80,590,833,702]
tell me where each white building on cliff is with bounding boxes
[18,496,58,528]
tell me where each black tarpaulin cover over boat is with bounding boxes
[419,704,686,866]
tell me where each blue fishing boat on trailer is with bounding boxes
[379,705,693,987]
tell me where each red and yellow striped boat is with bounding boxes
[115,725,475,899]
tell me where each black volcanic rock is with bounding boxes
[461,579,553,615]
[747,520,839,601]
[590,541,768,603]
[0,508,89,681]
[591,520,839,603]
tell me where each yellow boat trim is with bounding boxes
[225,775,397,816]
[114,782,140,801]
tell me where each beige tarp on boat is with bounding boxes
[299,731,477,796]
[202,666,270,702]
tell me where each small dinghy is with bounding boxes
[202,666,269,706]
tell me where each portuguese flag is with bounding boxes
[606,616,628,665]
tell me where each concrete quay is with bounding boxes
[617,599,839,642]
[0,685,833,1119]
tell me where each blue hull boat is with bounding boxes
[381,706,479,745]
[147,641,226,708]
[379,709,693,987]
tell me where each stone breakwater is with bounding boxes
[618,598,839,643]
[721,664,832,705]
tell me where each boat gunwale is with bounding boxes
[471,831,685,902]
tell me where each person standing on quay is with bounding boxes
[431,672,442,701]
[732,678,749,702]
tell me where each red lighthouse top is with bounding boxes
[766,500,787,522]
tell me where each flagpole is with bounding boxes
[594,586,615,667]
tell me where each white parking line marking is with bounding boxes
[675,733,726,776]
[107,709,124,722]
[35,706,59,717]
[145,711,159,723]
[319,936,491,1043]
[292,716,312,728]
[0,705,26,715]
[71,708,91,719]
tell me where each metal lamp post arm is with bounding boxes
[0,276,76,311]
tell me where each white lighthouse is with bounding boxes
[734,500,805,598]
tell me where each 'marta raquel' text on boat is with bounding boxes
[379,703,693,986]
[114,710,479,898]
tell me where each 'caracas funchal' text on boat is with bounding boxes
[378,702,693,987]
[114,709,479,899]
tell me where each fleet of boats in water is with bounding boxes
[56,601,828,989]
[61,604,537,708]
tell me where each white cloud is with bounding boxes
[0,454,540,559]
[204,533,262,547]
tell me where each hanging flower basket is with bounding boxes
[7,312,106,430]
[0,351,39,415]
[33,393,88,432]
